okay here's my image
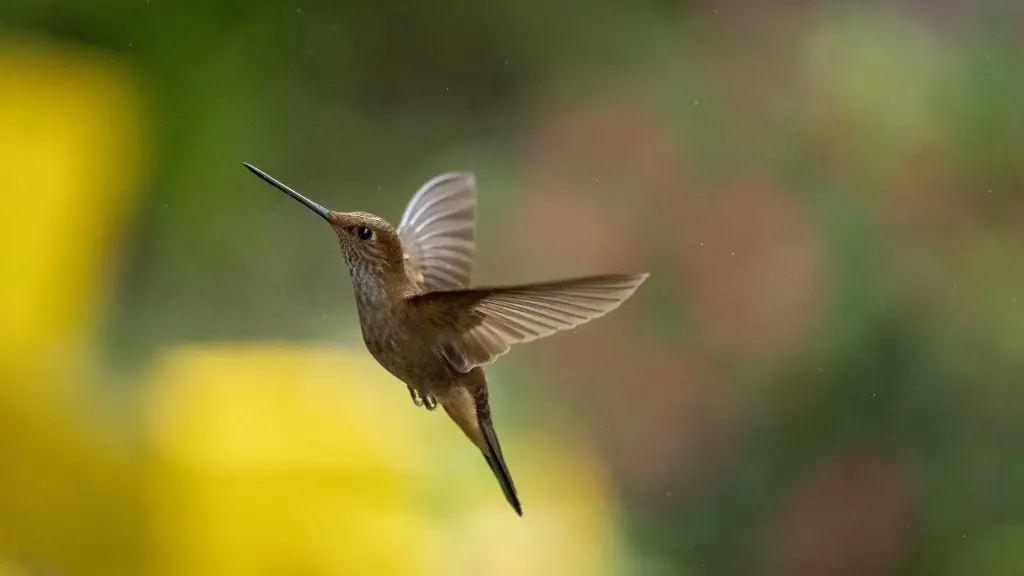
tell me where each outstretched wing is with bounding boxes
[410,273,648,373]
[397,172,477,292]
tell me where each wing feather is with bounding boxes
[411,273,649,372]
[397,172,476,291]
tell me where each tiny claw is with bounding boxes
[423,394,439,411]
[409,387,424,407]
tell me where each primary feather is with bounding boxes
[397,172,477,292]
[410,273,650,373]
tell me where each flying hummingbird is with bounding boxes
[243,162,648,515]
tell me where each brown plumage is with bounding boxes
[244,163,648,515]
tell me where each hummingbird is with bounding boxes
[243,162,648,516]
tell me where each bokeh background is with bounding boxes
[1,0,1023,574]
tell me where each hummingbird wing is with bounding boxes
[411,273,648,373]
[397,172,477,292]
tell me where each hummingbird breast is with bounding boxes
[351,276,454,392]
[361,316,454,392]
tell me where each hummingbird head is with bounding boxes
[243,163,405,277]
[325,211,403,274]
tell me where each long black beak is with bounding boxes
[243,163,331,221]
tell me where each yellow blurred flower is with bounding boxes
[143,344,628,575]
[0,34,148,575]
[0,34,144,387]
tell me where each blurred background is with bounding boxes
[1,0,1023,574]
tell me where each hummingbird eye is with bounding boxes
[355,225,374,241]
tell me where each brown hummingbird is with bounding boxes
[243,162,648,515]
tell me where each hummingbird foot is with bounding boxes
[422,394,439,411]
[408,386,425,407]
[408,386,439,410]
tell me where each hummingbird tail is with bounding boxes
[479,413,522,516]
[440,375,522,516]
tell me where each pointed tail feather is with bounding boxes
[439,377,522,516]
[479,413,522,516]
